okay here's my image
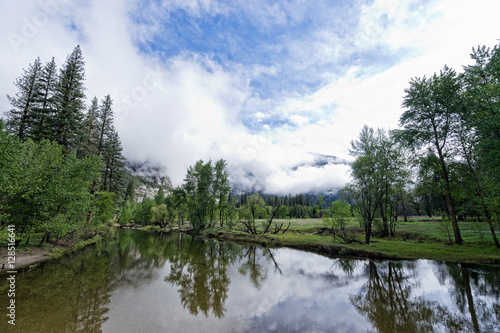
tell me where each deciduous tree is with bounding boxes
[394,66,464,244]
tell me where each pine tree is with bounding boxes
[77,96,100,158]
[31,58,58,142]
[53,45,86,150]
[96,95,114,153]
[87,95,119,221]
[5,57,43,140]
[125,177,136,203]
[101,127,125,194]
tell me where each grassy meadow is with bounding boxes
[195,216,500,265]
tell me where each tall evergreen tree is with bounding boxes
[101,127,125,194]
[125,177,136,203]
[5,57,43,140]
[53,45,86,150]
[31,58,58,142]
[86,95,120,222]
[96,95,114,154]
[77,96,100,158]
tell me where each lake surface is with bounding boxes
[1,229,499,332]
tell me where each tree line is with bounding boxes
[122,170,341,230]
[1,46,126,246]
[343,42,500,247]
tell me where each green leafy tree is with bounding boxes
[155,187,165,205]
[462,44,500,246]
[176,160,216,230]
[119,200,133,225]
[133,197,155,225]
[213,159,231,227]
[394,66,464,244]
[246,194,265,232]
[347,126,405,243]
[277,205,289,219]
[0,120,23,226]
[151,204,169,228]
[92,191,116,226]
[0,124,102,244]
[96,95,114,153]
[344,160,378,244]
[323,200,356,243]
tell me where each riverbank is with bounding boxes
[0,235,103,274]
[168,217,500,265]
[209,231,500,265]
[4,217,499,272]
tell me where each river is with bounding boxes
[1,228,499,332]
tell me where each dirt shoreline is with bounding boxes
[0,236,102,275]
[0,247,56,274]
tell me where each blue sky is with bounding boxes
[1,0,499,193]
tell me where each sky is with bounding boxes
[0,0,499,194]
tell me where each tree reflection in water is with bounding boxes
[238,246,269,289]
[163,237,286,318]
[2,229,499,333]
[349,260,500,333]
[164,235,243,318]
[434,262,500,333]
[0,238,114,333]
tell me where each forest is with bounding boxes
[0,46,126,246]
[1,41,500,252]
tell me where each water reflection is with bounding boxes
[434,262,500,333]
[0,241,114,333]
[349,260,500,333]
[0,229,499,333]
[350,261,443,333]
[237,247,272,289]
[163,236,241,318]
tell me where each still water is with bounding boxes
[1,229,499,333]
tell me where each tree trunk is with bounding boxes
[461,143,500,248]
[38,232,48,247]
[378,202,389,237]
[400,189,408,222]
[364,220,372,244]
[436,147,463,244]
[87,181,98,225]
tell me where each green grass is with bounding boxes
[197,216,500,265]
